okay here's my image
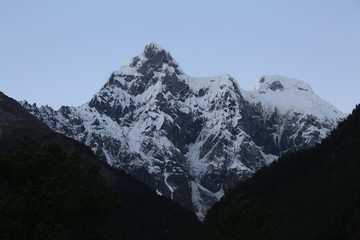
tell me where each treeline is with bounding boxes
[0,140,121,240]
[199,104,360,240]
[0,91,199,240]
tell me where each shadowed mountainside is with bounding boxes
[0,91,199,240]
[202,104,360,240]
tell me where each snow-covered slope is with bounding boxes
[22,43,346,219]
[244,75,342,123]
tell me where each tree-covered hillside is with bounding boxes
[202,104,360,240]
[0,91,199,240]
[0,140,121,240]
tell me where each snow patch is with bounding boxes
[242,75,346,123]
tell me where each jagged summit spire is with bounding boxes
[144,42,167,54]
[119,43,183,76]
[141,42,173,64]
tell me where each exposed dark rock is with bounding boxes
[269,80,284,91]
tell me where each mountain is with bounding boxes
[21,43,346,219]
[202,104,360,240]
[0,92,52,151]
[0,91,199,240]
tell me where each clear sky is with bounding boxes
[1,0,359,113]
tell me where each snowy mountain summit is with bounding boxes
[22,43,346,219]
[247,75,342,122]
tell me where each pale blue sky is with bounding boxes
[1,0,359,113]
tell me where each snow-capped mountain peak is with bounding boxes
[243,75,345,124]
[21,44,346,220]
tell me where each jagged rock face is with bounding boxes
[21,43,346,219]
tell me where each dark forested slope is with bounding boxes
[0,92,198,240]
[204,104,360,240]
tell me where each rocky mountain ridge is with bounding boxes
[22,43,346,219]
